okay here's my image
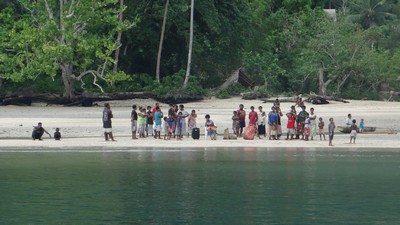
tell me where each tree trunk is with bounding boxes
[336,73,351,94]
[183,0,194,90]
[59,0,74,99]
[61,63,75,99]
[318,67,327,96]
[318,67,333,97]
[113,0,124,74]
[156,0,169,83]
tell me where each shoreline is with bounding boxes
[0,133,398,151]
[1,97,399,150]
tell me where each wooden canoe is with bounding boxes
[337,126,376,133]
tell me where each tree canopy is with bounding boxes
[1,0,400,102]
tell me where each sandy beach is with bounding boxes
[0,97,399,150]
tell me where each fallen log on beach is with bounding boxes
[0,92,152,106]
[0,92,203,106]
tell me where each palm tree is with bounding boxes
[183,0,194,89]
[156,0,170,83]
[348,0,397,29]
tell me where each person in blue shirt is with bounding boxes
[153,106,163,139]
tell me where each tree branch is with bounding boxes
[74,22,88,34]
[44,0,54,20]
[67,0,75,16]
[73,70,106,93]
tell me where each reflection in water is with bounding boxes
[1,148,400,224]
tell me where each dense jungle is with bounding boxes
[1,0,400,104]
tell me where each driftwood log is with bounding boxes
[0,92,202,106]
[260,94,349,105]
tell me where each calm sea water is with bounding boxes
[1,148,400,225]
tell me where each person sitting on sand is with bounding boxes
[32,122,51,141]
[54,128,61,140]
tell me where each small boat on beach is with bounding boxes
[337,126,376,133]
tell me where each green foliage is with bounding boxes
[0,75,64,94]
[144,70,204,96]
[215,83,248,99]
[0,0,134,97]
[1,0,400,100]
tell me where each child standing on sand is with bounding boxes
[318,117,326,141]
[328,118,335,146]
[304,117,311,141]
[162,117,168,140]
[359,118,364,133]
[350,119,358,144]
[285,111,296,140]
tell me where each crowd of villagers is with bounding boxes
[103,97,342,145]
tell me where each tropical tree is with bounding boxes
[293,13,374,96]
[0,0,133,99]
[347,0,397,29]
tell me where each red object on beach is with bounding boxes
[243,125,255,140]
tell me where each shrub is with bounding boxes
[215,83,248,99]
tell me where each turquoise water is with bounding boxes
[1,148,400,224]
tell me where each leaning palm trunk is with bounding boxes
[156,0,169,83]
[113,0,124,74]
[183,0,194,89]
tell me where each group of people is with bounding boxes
[128,103,198,141]
[31,122,61,141]
[346,113,364,144]
[31,100,363,146]
[229,99,336,146]
[100,99,368,146]
[102,102,219,141]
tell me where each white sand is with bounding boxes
[0,97,399,150]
